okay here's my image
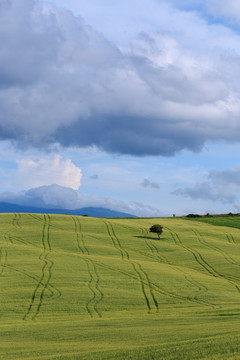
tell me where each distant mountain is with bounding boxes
[0,201,136,218]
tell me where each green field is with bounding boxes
[1,213,240,360]
[185,214,240,230]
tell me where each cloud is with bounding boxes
[172,181,234,203]
[16,154,82,190]
[0,184,162,216]
[208,167,240,188]
[173,166,240,204]
[89,174,99,180]
[141,178,160,189]
[206,0,240,22]
[1,0,240,156]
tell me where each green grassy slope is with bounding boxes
[1,214,240,360]
[184,214,240,230]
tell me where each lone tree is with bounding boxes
[149,224,163,240]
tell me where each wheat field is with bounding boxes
[1,213,240,359]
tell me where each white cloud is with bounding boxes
[16,154,82,190]
[206,0,240,21]
[173,166,240,204]
[0,184,162,216]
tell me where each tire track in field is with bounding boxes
[145,239,208,300]
[145,240,169,264]
[29,213,72,233]
[104,221,125,260]
[72,216,103,318]
[1,232,29,246]
[23,215,59,320]
[1,219,60,300]
[12,213,21,229]
[139,226,148,236]
[192,230,240,292]
[168,228,240,295]
[105,221,159,313]
[226,234,236,244]
[194,230,240,268]
[0,248,7,276]
[107,222,213,309]
[90,257,216,308]
[136,226,209,303]
[5,263,56,298]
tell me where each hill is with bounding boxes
[1,214,240,359]
[0,201,136,217]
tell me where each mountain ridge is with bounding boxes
[0,201,136,218]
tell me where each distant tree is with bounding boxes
[149,224,163,240]
[82,214,88,217]
[186,214,201,218]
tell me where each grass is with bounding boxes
[1,213,240,359]
[184,214,240,230]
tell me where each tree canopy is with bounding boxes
[149,224,163,240]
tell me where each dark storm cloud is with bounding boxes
[55,114,204,156]
[1,0,240,156]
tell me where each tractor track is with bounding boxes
[72,216,103,318]
[89,257,215,308]
[72,227,211,308]
[23,215,59,320]
[145,238,208,300]
[193,230,240,268]
[226,234,236,244]
[0,248,7,276]
[192,230,240,291]
[5,263,61,298]
[103,221,210,311]
[104,221,126,260]
[167,227,240,295]
[105,221,156,311]
[12,213,22,229]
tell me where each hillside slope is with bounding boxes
[1,214,240,360]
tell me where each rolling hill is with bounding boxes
[1,213,240,359]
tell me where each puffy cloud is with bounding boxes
[1,0,240,156]
[0,184,162,216]
[141,178,160,189]
[16,155,82,190]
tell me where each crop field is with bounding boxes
[1,213,240,360]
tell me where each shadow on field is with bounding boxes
[134,235,160,240]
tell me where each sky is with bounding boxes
[1,0,240,216]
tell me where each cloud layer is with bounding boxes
[0,184,162,216]
[173,166,240,204]
[1,0,240,156]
